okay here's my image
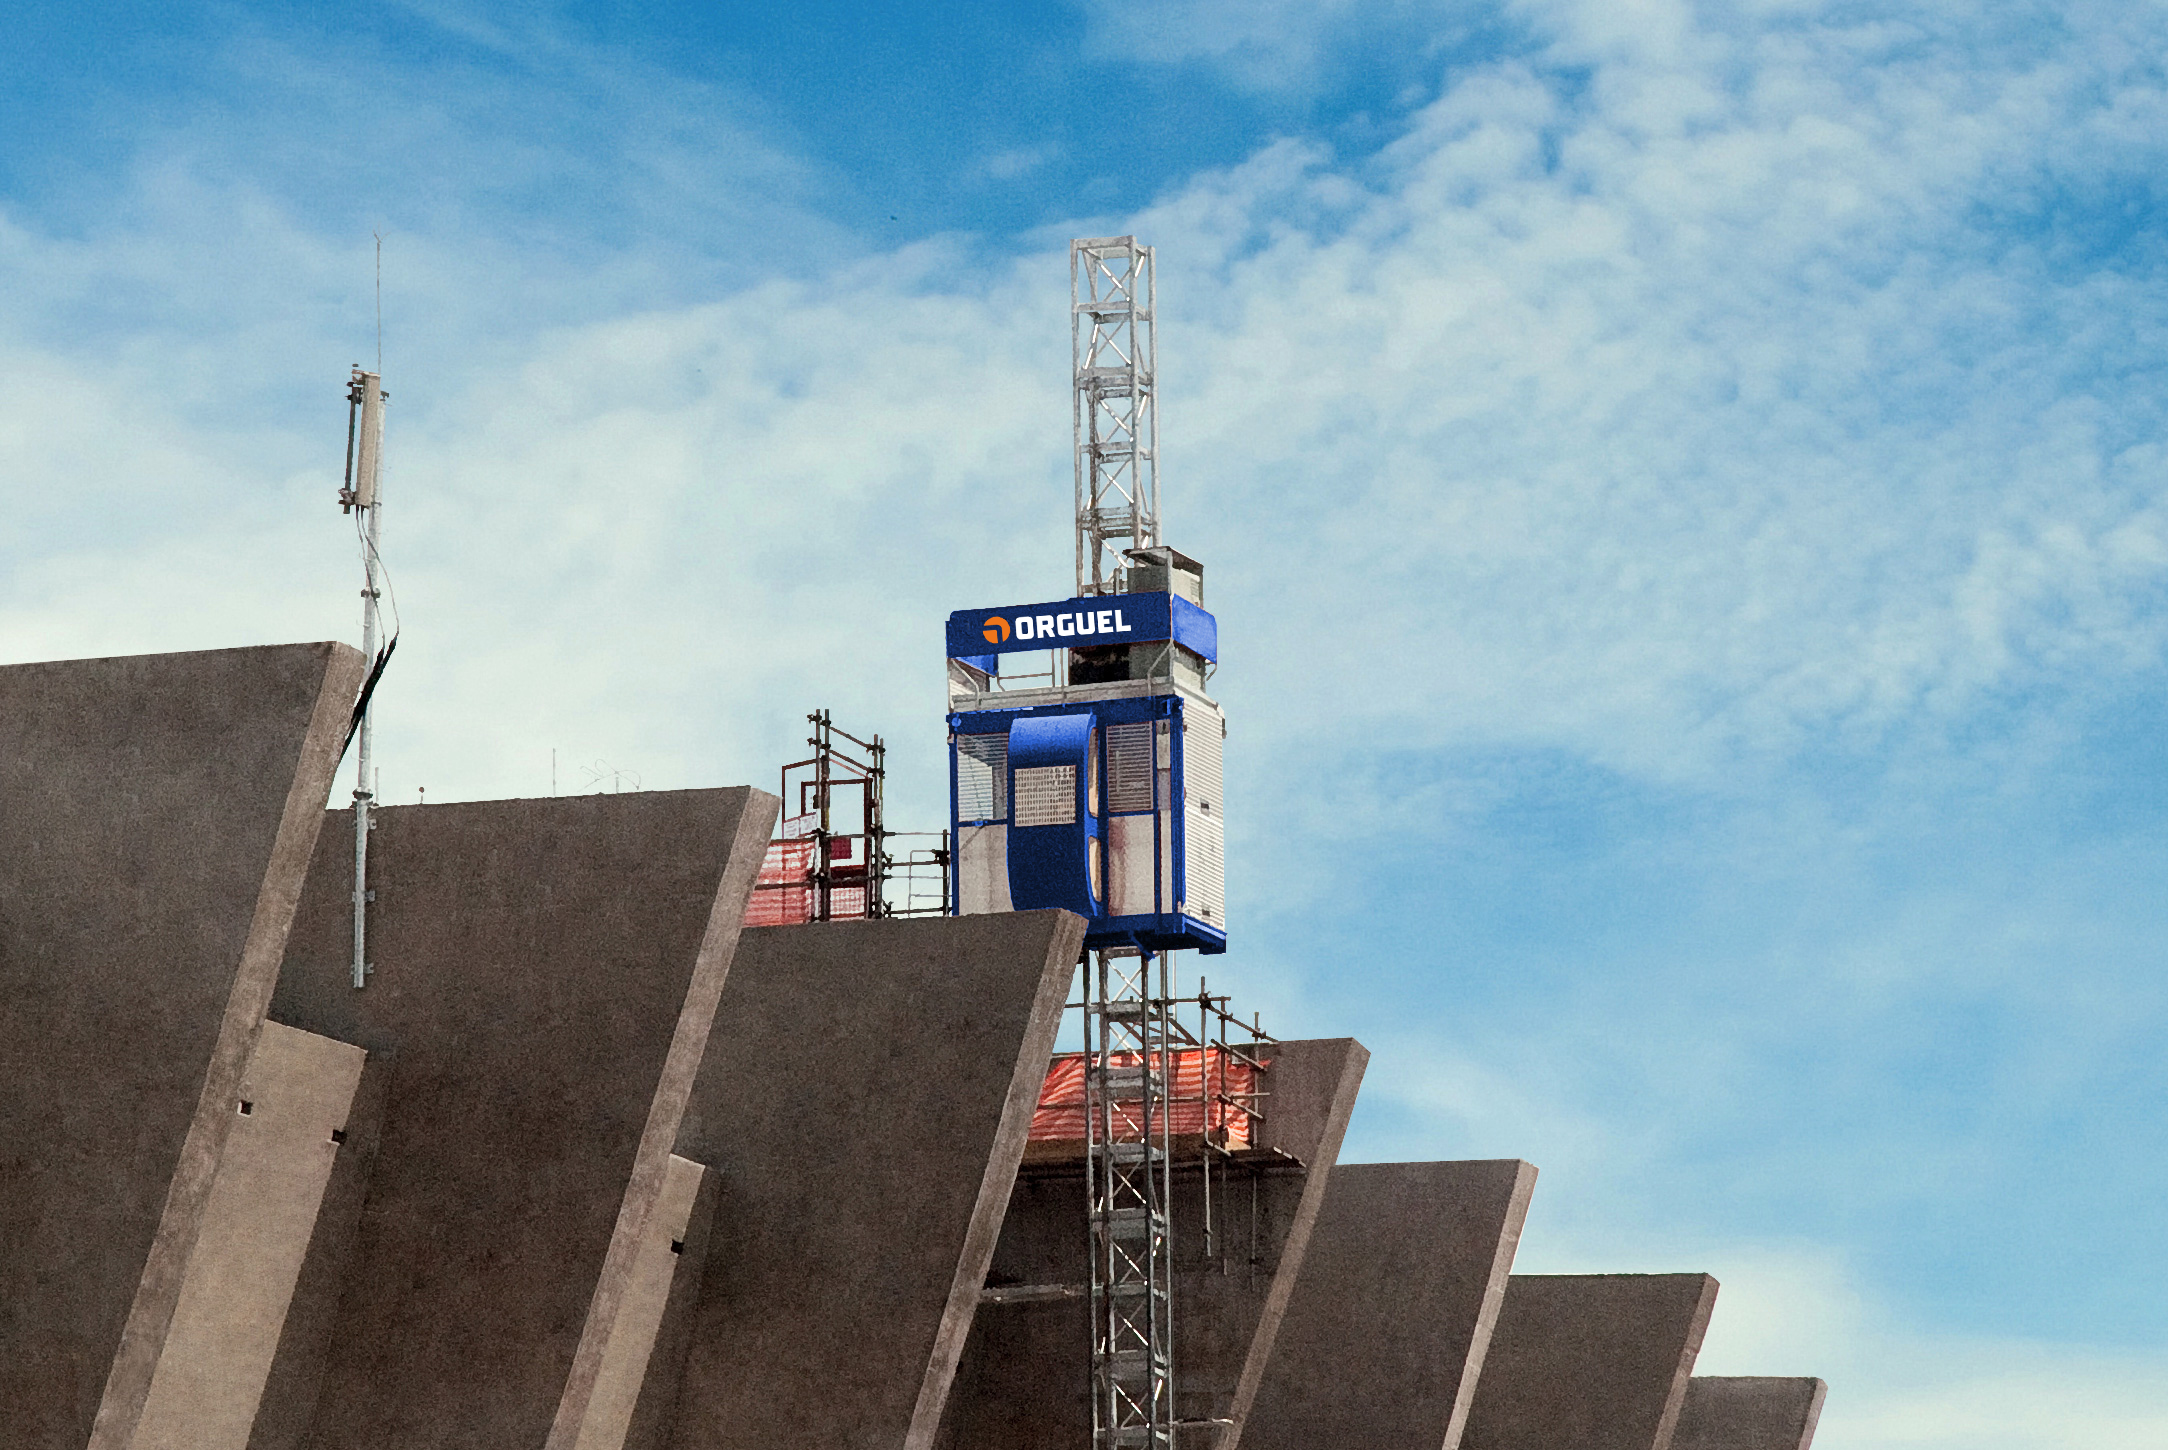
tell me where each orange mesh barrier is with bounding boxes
[747,840,814,926]
[746,840,873,926]
[1030,1048,1259,1148]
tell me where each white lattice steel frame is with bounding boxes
[1073,237,1159,597]
[1086,946,1176,1450]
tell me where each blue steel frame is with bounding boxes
[949,693,1226,955]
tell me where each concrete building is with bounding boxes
[3,641,1828,1450]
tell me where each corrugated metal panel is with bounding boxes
[1187,812,1224,926]
[1013,764,1077,828]
[1183,707,1222,814]
[1183,707,1225,926]
[1105,721,1155,814]
[955,733,1008,822]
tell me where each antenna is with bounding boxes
[342,364,391,988]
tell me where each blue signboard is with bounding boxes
[946,592,1217,664]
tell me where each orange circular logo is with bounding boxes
[982,616,1011,644]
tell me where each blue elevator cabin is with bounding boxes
[946,546,1225,954]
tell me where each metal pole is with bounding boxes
[349,367,385,990]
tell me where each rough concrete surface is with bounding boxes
[937,1036,1370,1450]
[132,1023,368,1450]
[659,912,1087,1450]
[575,1155,714,1450]
[1671,1377,1828,1450]
[0,642,363,1450]
[1243,1159,1538,1450]
[1461,1274,1720,1450]
[269,788,775,1450]
[616,1161,721,1450]
[245,1052,394,1450]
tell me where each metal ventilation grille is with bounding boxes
[1013,765,1078,827]
[1105,722,1156,814]
[956,734,1008,822]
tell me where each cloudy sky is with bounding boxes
[6,1,2167,1443]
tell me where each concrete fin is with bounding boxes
[129,1024,368,1450]
[0,642,364,1450]
[1241,1159,1539,1450]
[270,786,776,1450]
[1670,1377,1829,1450]
[573,1155,716,1450]
[935,1035,1370,1450]
[659,910,1087,1450]
[244,1049,396,1450]
[1461,1273,1722,1450]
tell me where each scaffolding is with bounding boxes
[749,710,951,926]
[750,711,886,925]
[1071,966,1272,1448]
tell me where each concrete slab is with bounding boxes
[1461,1274,1720,1450]
[0,642,363,1450]
[937,1036,1370,1450]
[132,1023,368,1450]
[616,1162,720,1450]
[244,1052,395,1450]
[1671,1378,1827,1450]
[1242,1159,1538,1450]
[574,1155,715,1450]
[269,788,776,1450]
[658,912,1087,1450]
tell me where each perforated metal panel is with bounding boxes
[1013,764,1078,828]
[1105,721,1156,814]
[956,733,1008,822]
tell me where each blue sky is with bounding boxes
[5,2,2168,1444]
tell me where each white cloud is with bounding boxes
[1649,1246,2168,1450]
[1080,0,1390,88]
[6,8,2168,1436]
[13,3,2167,807]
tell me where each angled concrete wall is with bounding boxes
[937,1036,1369,1450]
[0,642,363,1450]
[574,1155,717,1450]
[269,788,775,1450]
[1672,1377,1827,1450]
[132,1023,368,1450]
[1243,1159,1538,1450]
[658,911,1087,1450]
[245,1052,395,1450]
[1461,1273,1719,1450]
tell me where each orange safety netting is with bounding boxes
[747,839,814,926]
[1029,1048,1260,1148]
[746,838,871,926]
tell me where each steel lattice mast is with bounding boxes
[1074,235,1178,1450]
[1086,946,1176,1450]
[1074,238,1159,597]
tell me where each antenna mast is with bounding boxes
[1074,238,1158,595]
[341,366,387,989]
